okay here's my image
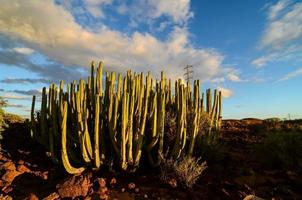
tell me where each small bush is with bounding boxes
[160,155,207,188]
[0,96,7,132]
[255,131,302,170]
[194,133,226,165]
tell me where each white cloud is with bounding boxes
[217,87,234,98]
[268,0,290,20]
[261,1,302,49]
[147,0,193,25]
[210,68,241,83]
[277,67,302,82]
[124,0,193,29]
[252,54,275,68]
[0,0,233,82]
[84,0,113,17]
[12,47,35,55]
[252,44,302,67]
[252,1,302,68]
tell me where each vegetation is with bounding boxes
[0,96,7,132]
[255,131,302,170]
[159,154,207,188]
[30,61,222,174]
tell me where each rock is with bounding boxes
[110,177,116,185]
[121,188,126,192]
[1,161,16,171]
[2,186,13,194]
[17,164,30,173]
[1,170,21,183]
[243,195,265,200]
[0,194,13,200]
[56,175,90,199]
[144,194,148,198]
[97,178,108,200]
[18,160,25,165]
[41,171,48,180]
[134,188,139,193]
[26,193,39,200]
[98,178,106,188]
[42,192,59,200]
[167,178,177,188]
[128,182,136,190]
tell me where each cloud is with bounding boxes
[0,0,233,82]
[84,0,113,17]
[1,94,31,100]
[0,47,85,83]
[261,1,302,49]
[6,103,25,108]
[252,1,302,67]
[267,0,291,20]
[277,67,302,82]
[217,87,234,98]
[252,44,302,67]
[11,47,35,55]
[11,89,41,96]
[210,68,241,83]
[147,0,193,25]
[121,0,193,27]
[0,78,51,84]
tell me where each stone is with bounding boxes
[56,175,90,199]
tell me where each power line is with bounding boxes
[184,65,193,83]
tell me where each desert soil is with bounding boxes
[0,118,301,200]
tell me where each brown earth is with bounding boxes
[0,118,301,200]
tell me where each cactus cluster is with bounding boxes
[30,61,222,174]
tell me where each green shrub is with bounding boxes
[255,131,302,170]
[194,133,226,165]
[0,96,7,132]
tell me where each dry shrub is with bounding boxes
[160,154,207,188]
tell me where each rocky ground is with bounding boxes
[0,117,301,200]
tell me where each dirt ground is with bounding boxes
[0,118,301,200]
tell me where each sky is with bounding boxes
[0,0,302,119]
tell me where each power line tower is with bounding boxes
[184,65,193,84]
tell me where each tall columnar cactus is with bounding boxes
[172,82,187,158]
[188,80,200,157]
[61,100,85,174]
[30,61,222,174]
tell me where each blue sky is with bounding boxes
[0,0,302,119]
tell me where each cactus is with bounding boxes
[29,61,222,174]
[61,100,85,174]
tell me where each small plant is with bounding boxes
[0,96,7,132]
[159,154,207,188]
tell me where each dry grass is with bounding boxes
[160,154,207,188]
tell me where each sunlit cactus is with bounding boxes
[30,61,222,174]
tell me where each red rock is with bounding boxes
[2,186,13,194]
[27,193,39,200]
[17,164,30,173]
[110,177,116,185]
[128,182,136,190]
[42,192,60,200]
[98,178,106,188]
[17,160,24,165]
[167,178,177,188]
[56,175,90,198]
[1,170,21,183]
[1,161,16,171]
